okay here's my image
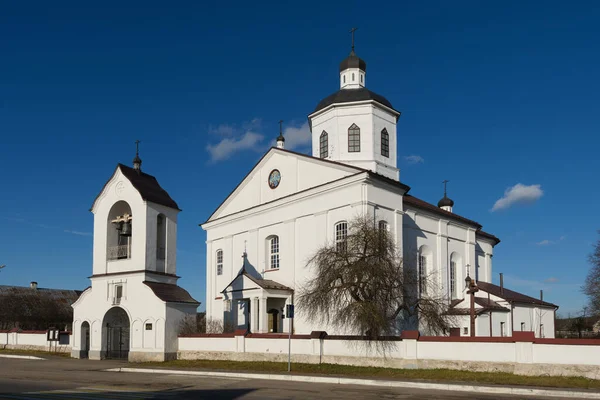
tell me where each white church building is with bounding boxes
[71,150,199,361]
[202,46,558,338]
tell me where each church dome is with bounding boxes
[339,51,367,73]
[438,196,455,208]
[313,87,394,113]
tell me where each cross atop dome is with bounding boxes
[339,27,367,90]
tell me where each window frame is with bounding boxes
[348,124,360,153]
[450,260,456,299]
[418,254,427,295]
[216,249,223,276]
[334,221,348,252]
[268,235,280,270]
[319,131,328,158]
[381,128,389,158]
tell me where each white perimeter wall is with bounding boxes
[178,334,600,379]
[0,331,71,352]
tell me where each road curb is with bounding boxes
[105,367,600,399]
[0,354,45,360]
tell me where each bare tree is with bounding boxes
[298,214,452,341]
[583,233,600,316]
[178,313,233,335]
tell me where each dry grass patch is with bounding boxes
[0,348,70,358]
[130,359,600,391]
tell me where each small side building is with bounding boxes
[448,278,558,338]
[71,152,199,361]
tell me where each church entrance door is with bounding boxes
[102,307,130,360]
[268,309,279,333]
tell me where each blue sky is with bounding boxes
[1,1,598,316]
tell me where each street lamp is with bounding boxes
[465,268,479,338]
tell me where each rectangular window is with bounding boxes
[113,284,123,305]
[145,323,152,331]
[540,324,544,338]
[463,327,468,335]
[335,222,348,252]
[270,236,280,269]
[418,255,427,295]
[216,250,223,276]
[450,261,456,299]
[500,322,505,337]
[521,322,525,331]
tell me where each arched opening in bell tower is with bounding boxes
[107,201,133,261]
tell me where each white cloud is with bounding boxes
[283,121,311,150]
[209,124,235,137]
[206,131,265,163]
[491,183,543,212]
[403,155,424,164]
[536,236,565,246]
[64,229,92,236]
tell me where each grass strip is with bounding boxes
[131,359,600,391]
[0,348,70,358]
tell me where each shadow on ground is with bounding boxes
[0,388,257,399]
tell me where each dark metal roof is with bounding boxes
[92,164,180,211]
[446,297,509,315]
[339,52,367,72]
[476,281,558,308]
[118,164,180,210]
[476,230,501,245]
[437,196,455,208]
[474,297,510,312]
[313,88,396,114]
[404,194,482,229]
[244,273,293,292]
[143,281,200,304]
[0,285,82,329]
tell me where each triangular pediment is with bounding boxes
[205,147,363,222]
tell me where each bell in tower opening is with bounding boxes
[112,214,132,237]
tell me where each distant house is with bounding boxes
[0,282,82,330]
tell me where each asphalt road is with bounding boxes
[0,355,589,399]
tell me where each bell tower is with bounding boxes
[90,143,181,280]
[308,29,401,181]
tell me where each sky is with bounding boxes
[1,1,599,316]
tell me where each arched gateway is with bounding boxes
[102,307,130,359]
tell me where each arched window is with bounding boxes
[360,74,363,83]
[418,245,432,296]
[216,250,223,276]
[343,75,346,84]
[107,201,132,261]
[348,124,360,153]
[378,220,388,232]
[335,221,348,252]
[319,131,328,158]
[156,214,166,261]
[268,236,280,269]
[381,128,389,158]
[450,252,462,300]
[352,72,355,81]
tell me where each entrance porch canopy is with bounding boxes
[221,272,293,333]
